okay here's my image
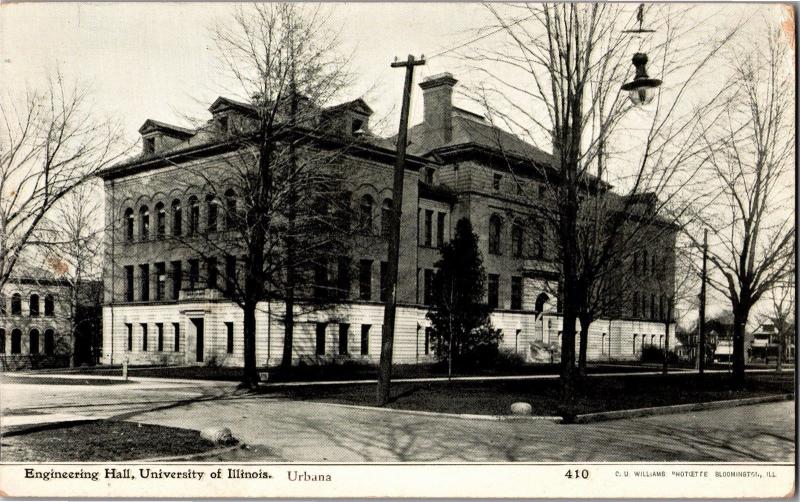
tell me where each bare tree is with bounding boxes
[167,3,359,385]
[41,181,104,365]
[0,74,128,290]
[765,278,794,372]
[689,25,795,386]
[461,3,742,410]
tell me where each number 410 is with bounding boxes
[565,469,589,479]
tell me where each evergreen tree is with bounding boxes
[426,218,501,370]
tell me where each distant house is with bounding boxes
[751,323,795,362]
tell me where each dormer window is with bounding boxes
[423,167,434,185]
[218,115,229,134]
[143,137,155,155]
[351,118,364,136]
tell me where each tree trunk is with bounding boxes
[776,330,783,372]
[662,321,670,375]
[282,284,294,369]
[577,315,591,377]
[732,305,750,388]
[242,300,259,386]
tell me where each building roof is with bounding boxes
[100,95,428,180]
[402,112,556,168]
[138,119,196,138]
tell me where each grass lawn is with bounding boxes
[0,420,216,461]
[258,372,794,417]
[39,361,658,382]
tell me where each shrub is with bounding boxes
[640,346,681,364]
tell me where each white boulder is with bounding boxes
[200,426,237,445]
[510,402,533,416]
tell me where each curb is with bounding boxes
[301,400,562,422]
[571,393,794,424]
[136,443,246,462]
[0,418,98,437]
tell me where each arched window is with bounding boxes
[11,293,21,315]
[155,202,166,237]
[511,220,524,258]
[124,208,134,241]
[224,189,237,229]
[359,194,374,234]
[632,252,639,274]
[488,214,502,255]
[171,199,182,236]
[0,328,5,354]
[0,294,5,316]
[29,329,40,354]
[381,198,393,239]
[651,253,656,276]
[641,293,647,319]
[641,250,648,275]
[139,205,150,240]
[206,194,218,232]
[533,224,545,259]
[188,196,199,235]
[535,292,549,313]
[29,294,39,317]
[632,291,640,317]
[44,295,54,316]
[44,329,55,355]
[11,329,22,354]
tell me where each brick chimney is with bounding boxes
[419,73,458,146]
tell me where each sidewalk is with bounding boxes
[128,393,795,462]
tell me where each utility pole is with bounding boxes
[698,229,708,380]
[377,54,425,406]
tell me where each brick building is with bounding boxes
[99,73,676,367]
[0,276,76,370]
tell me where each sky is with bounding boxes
[1,2,793,327]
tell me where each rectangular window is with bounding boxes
[359,259,372,301]
[125,266,134,302]
[315,323,326,355]
[650,294,656,320]
[424,269,434,305]
[314,261,328,299]
[206,257,218,290]
[437,212,446,247]
[493,173,502,190]
[171,261,182,300]
[511,276,522,310]
[188,259,200,289]
[632,291,640,317]
[360,325,370,355]
[226,322,234,354]
[155,262,166,300]
[173,323,180,352]
[339,323,349,355]
[126,323,133,351]
[488,273,500,309]
[225,255,236,296]
[337,256,351,300]
[379,261,389,302]
[156,323,164,351]
[139,264,150,301]
[424,327,431,355]
[141,323,148,351]
[424,209,433,246]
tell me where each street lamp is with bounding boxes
[621,52,662,106]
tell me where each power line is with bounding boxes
[426,13,536,61]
